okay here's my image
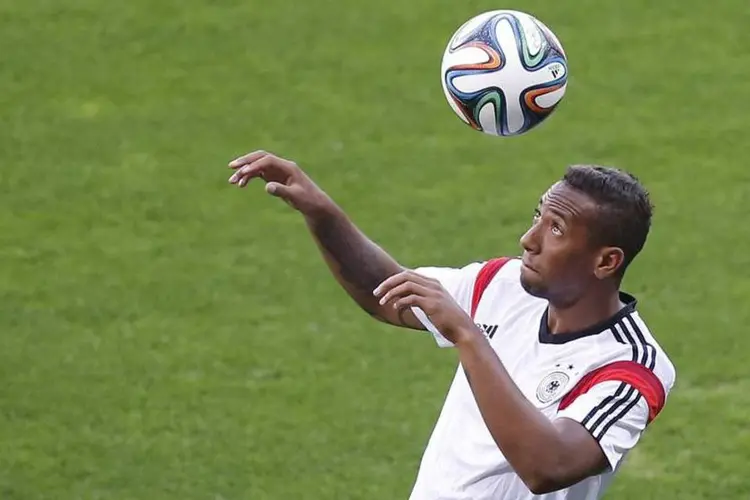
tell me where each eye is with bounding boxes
[551,222,563,236]
[533,209,541,222]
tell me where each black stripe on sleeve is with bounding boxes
[594,391,644,441]
[581,382,627,428]
[615,321,644,365]
[623,315,656,370]
[587,385,638,437]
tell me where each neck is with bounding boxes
[547,288,624,335]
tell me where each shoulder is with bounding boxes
[413,256,522,297]
[574,295,675,390]
[472,257,538,307]
[413,261,484,280]
[485,256,522,281]
[602,306,676,393]
[412,258,510,313]
[414,256,527,316]
[562,306,677,422]
[626,312,677,393]
[462,257,538,316]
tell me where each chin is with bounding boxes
[519,272,548,299]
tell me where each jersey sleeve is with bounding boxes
[410,262,484,347]
[556,380,648,470]
[555,361,668,471]
[413,262,484,312]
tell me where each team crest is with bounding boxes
[536,371,570,403]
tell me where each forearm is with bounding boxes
[304,202,417,327]
[456,330,572,491]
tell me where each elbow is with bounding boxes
[523,462,595,495]
[522,461,571,495]
[366,306,395,325]
[525,475,563,496]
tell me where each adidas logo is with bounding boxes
[477,323,499,339]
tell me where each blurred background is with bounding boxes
[1,0,749,498]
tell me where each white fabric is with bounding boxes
[409,262,483,347]
[556,380,650,471]
[407,259,676,500]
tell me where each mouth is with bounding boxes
[521,259,538,274]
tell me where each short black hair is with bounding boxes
[562,165,654,278]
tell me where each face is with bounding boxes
[518,182,623,306]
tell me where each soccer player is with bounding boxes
[227,150,676,499]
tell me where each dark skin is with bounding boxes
[228,151,628,494]
[520,182,626,323]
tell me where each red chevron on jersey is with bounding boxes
[559,360,666,423]
[470,257,511,319]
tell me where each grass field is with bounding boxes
[2,0,750,498]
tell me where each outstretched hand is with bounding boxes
[228,150,332,216]
[373,270,480,344]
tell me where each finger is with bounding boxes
[392,294,427,311]
[378,281,433,306]
[230,171,254,187]
[373,269,437,297]
[229,171,257,185]
[239,154,298,179]
[373,271,411,297]
[229,169,257,185]
[228,150,270,169]
[405,270,440,287]
[228,155,280,185]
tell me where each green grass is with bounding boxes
[1,0,749,498]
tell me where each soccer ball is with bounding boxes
[440,10,568,137]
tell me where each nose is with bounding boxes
[520,223,540,254]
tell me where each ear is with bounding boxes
[594,247,625,279]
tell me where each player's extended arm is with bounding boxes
[304,204,425,329]
[227,150,425,330]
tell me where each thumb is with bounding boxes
[265,181,294,198]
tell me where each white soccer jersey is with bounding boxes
[408,257,676,500]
